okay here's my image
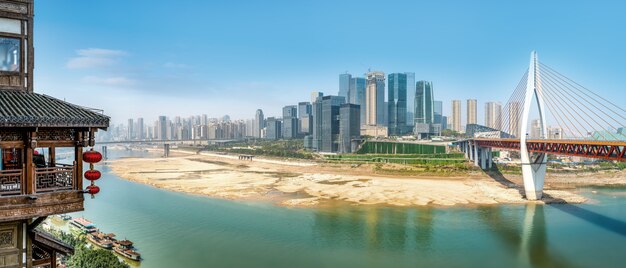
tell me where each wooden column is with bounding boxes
[75,131,84,191]
[48,147,55,167]
[50,250,57,268]
[25,131,35,194]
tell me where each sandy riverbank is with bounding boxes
[106,149,626,207]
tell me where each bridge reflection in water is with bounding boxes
[310,200,626,267]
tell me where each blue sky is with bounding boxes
[33,0,626,124]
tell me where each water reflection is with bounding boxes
[313,203,581,267]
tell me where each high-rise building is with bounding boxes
[387,73,408,135]
[265,117,282,140]
[484,102,502,130]
[311,91,323,103]
[548,126,563,139]
[282,105,298,139]
[339,104,361,153]
[467,99,477,125]
[433,100,443,124]
[415,81,434,124]
[158,116,168,140]
[339,73,351,100]
[441,115,448,130]
[254,109,265,138]
[366,71,385,126]
[405,72,415,126]
[137,117,144,140]
[507,102,521,137]
[127,118,134,140]
[531,119,542,138]
[312,95,346,152]
[349,77,366,126]
[451,100,462,132]
[298,102,312,135]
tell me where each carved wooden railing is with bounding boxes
[34,164,75,193]
[0,169,23,196]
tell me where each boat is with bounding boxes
[86,232,114,249]
[113,240,141,261]
[60,214,72,221]
[69,217,98,234]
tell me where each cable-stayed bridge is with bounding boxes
[454,51,626,200]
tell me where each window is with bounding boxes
[0,37,19,72]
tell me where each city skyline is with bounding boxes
[32,1,626,124]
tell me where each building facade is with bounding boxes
[265,117,282,140]
[365,71,385,126]
[339,73,351,100]
[484,102,502,130]
[255,109,265,138]
[387,73,408,135]
[451,100,462,132]
[467,99,477,125]
[282,105,298,139]
[349,77,366,126]
[339,104,361,153]
[312,96,346,152]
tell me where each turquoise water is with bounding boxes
[69,149,626,268]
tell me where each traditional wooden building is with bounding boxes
[0,1,110,267]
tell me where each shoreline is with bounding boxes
[106,148,626,207]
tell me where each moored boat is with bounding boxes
[86,232,114,249]
[69,217,97,234]
[113,240,141,261]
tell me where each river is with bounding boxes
[61,149,626,268]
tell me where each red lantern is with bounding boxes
[83,149,102,163]
[84,170,101,181]
[86,185,100,195]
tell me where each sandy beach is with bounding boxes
[107,150,626,207]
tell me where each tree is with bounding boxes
[67,248,130,268]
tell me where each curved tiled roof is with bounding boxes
[0,90,110,128]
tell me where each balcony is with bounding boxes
[0,163,84,222]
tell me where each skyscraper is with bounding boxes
[265,117,282,140]
[137,117,144,140]
[484,102,502,130]
[349,77,366,125]
[405,72,415,127]
[127,118,134,140]
[433,100,443,125]
[282,105,298,139]
[312,95,346,152]
[254,109,265,138]
[467,99,477,125]
[531,119,542,138]
[298,102,312,135]
[451,100,462,132]
[158,116,168,140]
[387,73,407,135]
[339,104,361,153]
[339,73,351,100]
[415,81,434,124]
[366,71,385,126]
[311,91,323,103]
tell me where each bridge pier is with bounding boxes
[473,143,479,167]
[101,145,108,160]
[164,144,170,158]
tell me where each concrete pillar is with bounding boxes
[480,148,487,169]
[469,142,474,161]
[473,145,479,167]
[487,148,493,169]
[164,144,170,158]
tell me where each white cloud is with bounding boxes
[82,75,137,87]
[66,48,128,69]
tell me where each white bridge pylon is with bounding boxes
[520,51,548,200]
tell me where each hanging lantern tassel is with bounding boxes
[83,148,103,198]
